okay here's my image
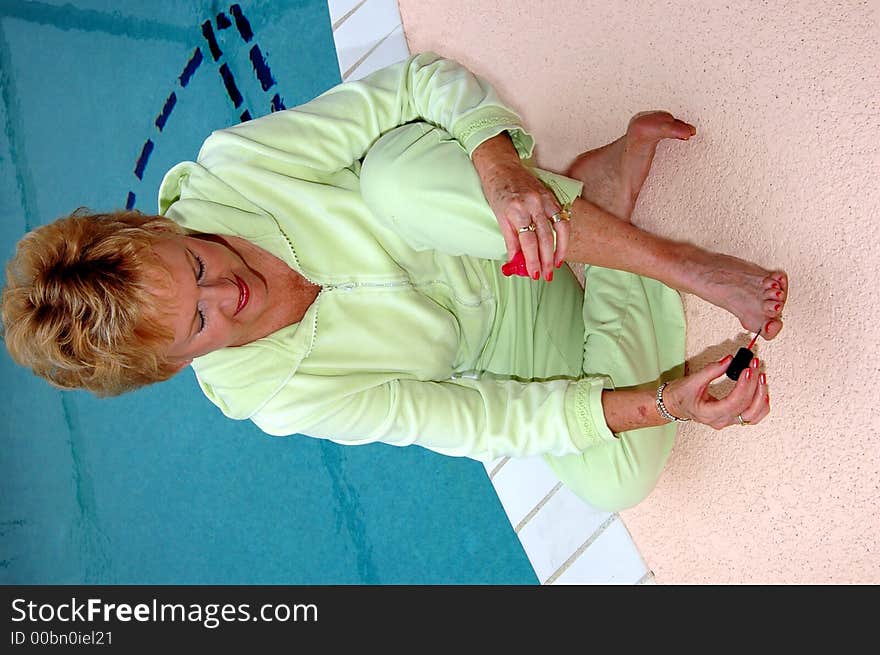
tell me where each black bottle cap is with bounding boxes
[726,347,754,381]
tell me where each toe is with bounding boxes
[762,318,784,340]
[768,270,788,292]
[672,119,697,140]
[764,300,783,316]
[764,287,784,301]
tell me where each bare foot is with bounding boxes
[680,246,789,340]
[567,111,696,221]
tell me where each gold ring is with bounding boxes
[550,208,571,224]
[517,222,537,234]
[737,414,750,426]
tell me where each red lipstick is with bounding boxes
[233,275,249,315]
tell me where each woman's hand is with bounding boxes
[663,355,771,429]
[472,134,568,281]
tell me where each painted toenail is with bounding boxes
[776,291,782,298]
[774,304,781,311]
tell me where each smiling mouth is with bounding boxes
[233,275,250,315]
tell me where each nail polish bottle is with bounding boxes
[725,328,763,381]
[501,251,529,277]
[725,347,754,381]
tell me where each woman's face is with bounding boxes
[147,233,270,365]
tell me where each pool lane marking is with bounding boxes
[230,4,254,42]
[127,4,286,208]
[179,47,203,87]
[133,139,154,180]
[127,46,204,208]
[155,92,177,131]
[249,44,276,92]
[200,20,223,61]
[219,63,243,108]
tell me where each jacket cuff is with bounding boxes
[564,376,617,450]
[529,168,584,208]
[453,107,535,159]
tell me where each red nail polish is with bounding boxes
[532,271,539,280]
[771,282,779,289]
[751,357,759,369]
[745,368,751,380]
[760,373,766,385]
[546,271,553,282]
[775,291,782,298]
[765,321,773,332]
[774,304,781,311]
[556,261,563,269]
[718,354,731,363]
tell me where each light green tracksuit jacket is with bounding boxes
[158,53,683,472]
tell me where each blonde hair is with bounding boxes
[1,208,186,396]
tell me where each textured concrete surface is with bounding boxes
[399,0,879,583]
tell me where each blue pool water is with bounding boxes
[0,0,537,584]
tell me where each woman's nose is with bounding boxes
[201,278,239,314]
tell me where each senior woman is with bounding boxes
[2,53,786,511]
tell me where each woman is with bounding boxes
[2,53,786,511]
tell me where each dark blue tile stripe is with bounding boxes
[179,47,203,88]
[249,44,275,92]
[270,93,285,112]
[230,4,253,42]
[201,20,222,60]
[219,63,243,107]
[133,139,154,180]
[155,91,177,131]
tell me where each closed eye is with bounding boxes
[193,251,205,282]
[187,249,206,333]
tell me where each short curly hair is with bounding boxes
[1,208,187,396]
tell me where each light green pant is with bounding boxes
[361,123,687,512]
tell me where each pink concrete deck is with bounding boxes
[398,0,880,584]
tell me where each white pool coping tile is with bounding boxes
[327,0,654,585]
[327,0,365,25]
[550,518,650,585]
[331,0,404,80]
[344,24,408,80]
[489,456,564,529]
[515,485,611,584]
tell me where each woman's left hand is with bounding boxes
[472,134,569,281]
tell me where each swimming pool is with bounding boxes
[0,0,536,584]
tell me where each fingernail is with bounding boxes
[556,260,563,269]
[718,354,732,363]
[546,271,553,282]
[745,368,751,380]
[760,373,766,385]
[751,357,759,369]
[532,271,539,280]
